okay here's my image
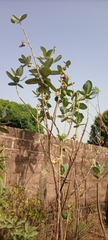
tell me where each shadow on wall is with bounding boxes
[13,129,42,187]
[15,151,38,186]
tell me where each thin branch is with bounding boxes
[16,86,48,133]
[20,22,40,78]
[60,100,90,191]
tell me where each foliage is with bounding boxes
[0,99,44,133]
[88,110,108,147]
[0,106,11,133]
[91,162,104,179]
[0,145,8,186]
[0,185,47,240]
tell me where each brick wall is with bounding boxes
[0,126,108,206]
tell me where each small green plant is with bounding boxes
[0,184,47,239]
[90,155,107,240]
[0,217,38,240]
[0,146,8,186]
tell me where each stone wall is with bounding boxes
[0,126,108,206]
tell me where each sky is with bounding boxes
[0,0,108,142]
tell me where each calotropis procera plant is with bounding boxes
[6,13,100,240]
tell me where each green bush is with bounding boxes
[0,99,44,133]
[0,185,47,240]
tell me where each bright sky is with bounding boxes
[0,0,108,142]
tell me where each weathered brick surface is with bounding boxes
[0,126,108,206]
[0,136,12,148]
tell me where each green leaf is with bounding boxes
[54,55,62,63]
[74,112,84,124]
[8,81,23,88]
[11,68,16,76]
[8,82,17,86]
[78,91,86,97]
[0,148,3,154]
[79,103,87,110]
[10,15,19,23]
[44,58,53,67]
[46,46,56,59]
[60,165,65,175]
[25,221,29,232]
[17,220,25,226]
[21,54,26,59]
[62,211,68,219]
[46,112,52,120]
[63,163,69,173]
[18,58,25,64]
[66,89,74,96]
[92,166,101,174]
[0,163,6,172]
[16,66,23,77]
[14,77,20,83]
[55,96,59,102]
[28,231,38,237]
[17,83,24,88]
[28,63,33,67]
[6,71,14,80]
[40,67,51,77]
[83,80,92,95]
[29,68,38,74]
[61,116,68,122]
[74,123,85,128]
[40,46,47,56]
[25,78,39,84]
[0,173,4,185]
[57,133,67,142]
[62,98,69,107]
[25,56,31,65]
[37,57,45,65]
[88,87,100,99]
[50,70,60,75]
[19,14,27,22]
[44,78,57,91]
[12,15,19,20]
[10,17,17,23]
[64,60,71,68]
[47,103,52,108]
[57,65,62,73]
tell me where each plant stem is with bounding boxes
[97,182,107,240]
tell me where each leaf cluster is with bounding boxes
[0,185,47,239]
[11,14,27,24]
[90,163,104,179]
[7,14,99,129]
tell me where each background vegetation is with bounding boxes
[88,110,108,147]
[0,99,44,133]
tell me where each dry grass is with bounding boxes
[36,203,108,240]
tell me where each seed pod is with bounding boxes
[61,82,67,89]
[60,72,66,80]
[19,40,26,47]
